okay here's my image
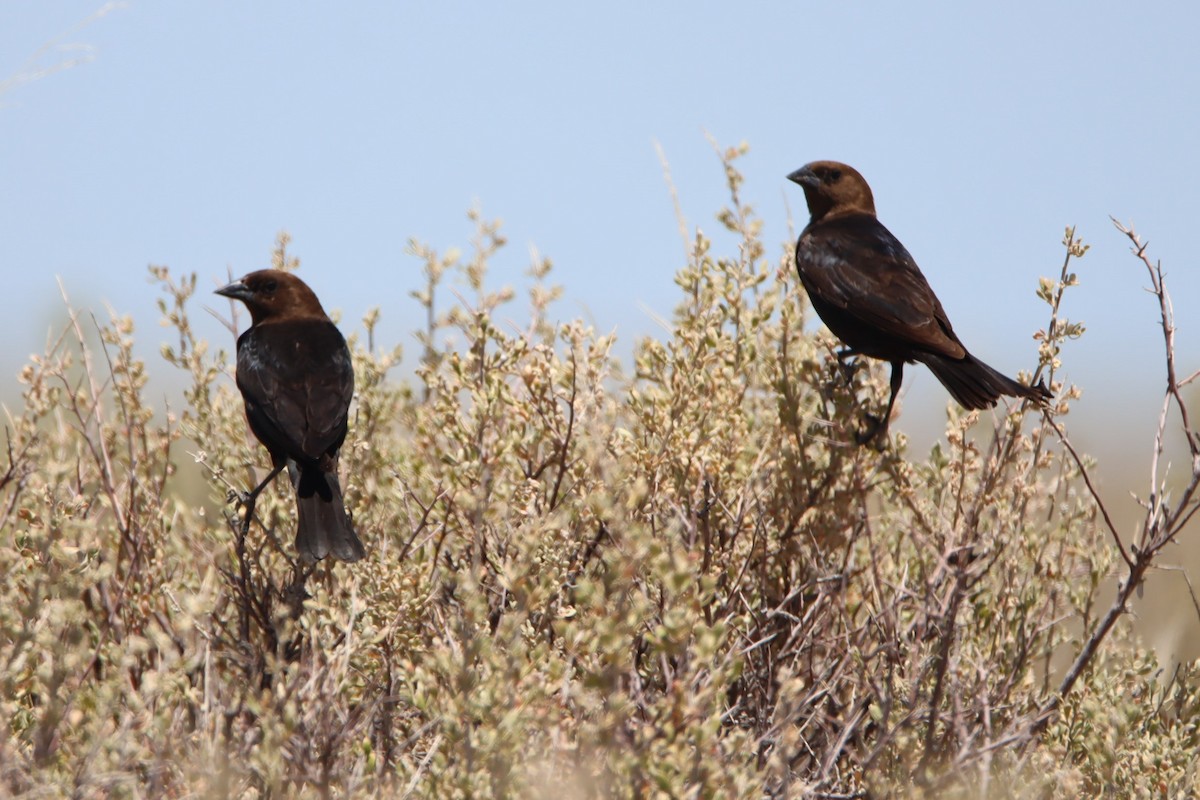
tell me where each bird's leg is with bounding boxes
[881,360,903,430]
[857,361,903,447]
[235,462,286,536]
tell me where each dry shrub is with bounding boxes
[1,145,1197,798]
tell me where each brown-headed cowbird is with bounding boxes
[787,160,1050,443]
[216,270,365,562]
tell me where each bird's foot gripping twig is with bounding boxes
[224,488,258,536]
[852,361,903,450]
[238,493,257,537]
[227,462,286,537]
[854,412,891,450]
[834,348,863,385]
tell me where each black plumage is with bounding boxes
[217,269,365,562]
[788,161,1050,442]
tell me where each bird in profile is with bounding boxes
[216,269,365,562]
[787,160,1050,444]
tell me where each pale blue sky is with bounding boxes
[4,2,1199,457]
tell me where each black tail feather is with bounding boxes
[287,460,366,563]
[920,352,1051,411]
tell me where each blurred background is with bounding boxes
[4,2,1198,659]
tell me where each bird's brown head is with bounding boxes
[215,270,328,325]
[787,160,876,222]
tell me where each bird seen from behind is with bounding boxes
[787,160,1051,444]
[216,269,366,562]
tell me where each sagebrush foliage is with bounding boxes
[1,146,1197,798]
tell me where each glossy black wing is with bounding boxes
[235,318,354,463]
[796,213,966,359]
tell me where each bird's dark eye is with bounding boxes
[263,279,278,293]
[829,169,842,181]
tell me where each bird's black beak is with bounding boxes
[787,166,819,188]
[215,278,252,302]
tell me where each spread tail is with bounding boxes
[920,352,1051,411]
[287,460,366,563]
